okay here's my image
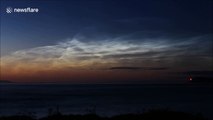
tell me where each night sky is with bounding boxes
[0,0,212,83]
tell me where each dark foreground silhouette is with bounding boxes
[0,109,207,120]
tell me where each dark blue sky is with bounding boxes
[0,0,212,82]
[1,0,212,55]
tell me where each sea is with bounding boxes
[0,83,212,119]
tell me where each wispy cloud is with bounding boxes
[109,67,168,70]
[1,35,212,74]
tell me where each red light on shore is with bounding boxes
[189,77,192,81]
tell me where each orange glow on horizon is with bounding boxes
[0,66,169,83]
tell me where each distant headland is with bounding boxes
[0,80,13,83]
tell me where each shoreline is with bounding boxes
[0,109,208,120]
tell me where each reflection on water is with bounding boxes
[0,84,212,119]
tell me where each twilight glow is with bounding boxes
[0,0,212,83]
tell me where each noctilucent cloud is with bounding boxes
[0,0,212,83]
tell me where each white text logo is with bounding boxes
[6,7,39,14]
